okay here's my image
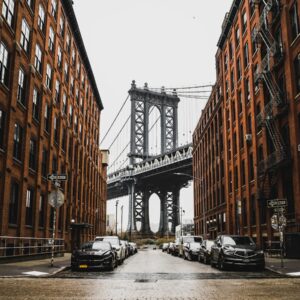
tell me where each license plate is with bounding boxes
[79,264,88,269]
[244,259,250,263]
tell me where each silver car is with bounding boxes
[95,236,126,265]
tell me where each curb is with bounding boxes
[265,266,300,277]
[49,265,70,277]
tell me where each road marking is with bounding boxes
[22,271,49,276]
[287,272,300,276]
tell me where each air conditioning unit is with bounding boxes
[245,134,252,142]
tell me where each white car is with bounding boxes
[95,236,125,265]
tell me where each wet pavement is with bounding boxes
[0,249,300,299]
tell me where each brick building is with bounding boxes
[0,0,107,255]
[193,0,300,248]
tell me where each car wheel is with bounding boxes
[218,254,226,270]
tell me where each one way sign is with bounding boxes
[47,174,68,181]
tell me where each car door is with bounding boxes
[211,237,220,262]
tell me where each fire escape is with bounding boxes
[253,0,288,199]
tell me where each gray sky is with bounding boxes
[73,0,232,231]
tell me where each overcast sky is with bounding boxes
[73,0,232,232]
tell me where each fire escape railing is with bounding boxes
[254,0,287,175]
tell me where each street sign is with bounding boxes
[267,198,287,208]
[273,207,286,213]
[47,174,68,181]
[48,189,65,208]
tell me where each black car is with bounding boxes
[71,241,117,271]
[198,239,214,264]
[210,235,265,270]
[183,242,201,261]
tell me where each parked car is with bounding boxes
[71,241,117,271]
[210,235,265,270]
[198,239,214,264]
[129,242,138,254]
[172,239,180,256]
[162,243,169,252]
[179,235,203,257]
[183,242,201,261]
[95,236,125,265]
[167,242,175,255]
[120,240,130,258]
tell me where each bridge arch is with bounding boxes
[148,105,162,156]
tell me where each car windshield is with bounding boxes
[91,242,111,251]
[103,238,119,245]
[183,236,202,243]
[190,242,201,249]
[223,236,254,246]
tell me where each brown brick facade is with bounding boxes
[0,0,107,252]
[193,0,300,248]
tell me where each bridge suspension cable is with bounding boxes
[100,94,130,146]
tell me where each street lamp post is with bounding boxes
[170,203,185,236]
[121,205,123,239]
[115,200,119,236]
[174,172,206,238]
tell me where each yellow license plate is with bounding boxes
[79,265,88,269]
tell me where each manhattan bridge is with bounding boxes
[102,81,211,237]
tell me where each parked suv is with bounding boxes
[210,235,265,270]
[95,236,126,265]
[179,235,203,257]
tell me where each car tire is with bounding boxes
[108,260,114,271]
[218,254,226,270]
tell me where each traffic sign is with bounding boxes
[271,214,279,230]
[47,174,68,181]
[48,189,65,208]
[267,198,287,208]
[273,207,286,213]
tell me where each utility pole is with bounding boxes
[115,200,119,236]
[121,205,123,239]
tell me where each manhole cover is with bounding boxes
[134,279,157,283]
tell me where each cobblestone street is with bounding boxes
[1,249,299,299]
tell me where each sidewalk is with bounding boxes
[265,256,300,277]
[0,253,71,278]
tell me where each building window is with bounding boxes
[235,27,240,46]
[69,105,73,124]
[59,16,65,36]
[32,88,40,121]
[2,0,15,27]
[230,69,234,91]
[45,64,52,89]
[20,19,30,53]
[72,48,76,65]
[17,68,26,106]
[34,44,42,73]
[242,11,247,34]
[294,54,300,94]
[25,0,34,10]
[290,1,299,41]
[229,170,232,193]
[247,114,252,134]
[237,57,241,80]
[241,160,246,185]
[62,93,67,115]
[51,0,57,19]
[25,188,34,226]
[244,42,249,67]
[41,148,47,177]
[245,78,250,102]
[249,153,254,181]
[66,33,71,52]
[48,26,55,52]
[251,29,257,54]
[38,194,45,227]
[70,75,74,93]
[224,53,228,72]
[250,194,256,226]
[0,109,5,149]
[240,124,244,148]
[44,103,50,132]
[55,80,60,103]
[57,46,62,69]
[250,0,255,17]
[62,128,67,151]
[13,123,23,161]
[9,181,19,225]
[38,4,45,32]
[258,145,264,162]
[64,62,69,82]
[54,115,59,144]
[52,155,57,173]
[0,42,9,86]
[29,138,37,170]
[229,42,233,60]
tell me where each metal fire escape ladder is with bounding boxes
[255,0,286,174]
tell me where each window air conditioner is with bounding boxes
[245,134,252,142]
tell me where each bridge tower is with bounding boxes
[126,81,181,237]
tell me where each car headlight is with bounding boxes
[256,250,264,255]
